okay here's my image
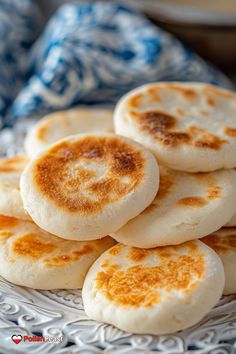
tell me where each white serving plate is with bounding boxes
[0,119,236,354]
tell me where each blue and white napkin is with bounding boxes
[0,0,233,128]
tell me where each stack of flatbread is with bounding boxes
[1,83,236,336]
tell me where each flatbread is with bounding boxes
[25,108,114,157]
[82,241,224,334]
[112,166,236,248]
[202,227,236,295]
[0,215,115,289]
[114,82,236,172]
[225,213,236,227]
[0,156,30,220]
[20,134,159,240]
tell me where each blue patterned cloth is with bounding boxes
[0,1,233,128]
[0,0,42,127]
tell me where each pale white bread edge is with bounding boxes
[0,184,31,220]
[0,156,30,220]
[25,108,114,158]
[222,251,236,295]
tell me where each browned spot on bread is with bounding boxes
[132,110,192,147]
[63,168,95,192]
[135,111,226,149]
[206,97,215,106]
[165,84,197,100]
[134,105,227,150]
[143,203,158,214]
[202,233,236,253]
[197,109,209,116]
[221,227,236,233]
[128,94,143,108]
[101,259,110,268]
[107,128,115,133]
[155,241,198,257]
[185,240,198,252]
[194,133,227,150]
[140,111,176,130]
[109,244,125,256]
[0,156,28,173]
[129,86,161,108]
[147,86,161,102]
[0,231,13,238]
[34,136,145,214]
[96,243,205,307]
[155,248,172,258]
[157,131,191,147]
[128,248,150,262]
[182,89,197,99]
[37,124,48,141]
[0,215,19,229]
[13,233,56,258]
[157,170,174,200]
[177,197,208,207]
[176,107,185,116]
[224,127,236,137]
[128,85,234,151]
[194,173,222,201]
[73,245,93,257]
[187,126,205,137]
[194,172,212,180]
[143,168,173,214]
[88,178,128,199]
[101,261,119,272]
[45,244,93,267]
[205,85,236,99]
[207,185,222,200]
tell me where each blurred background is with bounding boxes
[39,0,236,78]
[0,0,235,140]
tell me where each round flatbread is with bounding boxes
[202,228,236,295]
[20,134,159,240]
[0,156,30,220]
[25,108,114,157]
[114,82,236,172]
[112,166,236,248]
[82,241,224,335]
[0,215,115,289]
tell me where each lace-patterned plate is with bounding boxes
[0,119,236,353]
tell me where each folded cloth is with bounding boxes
[0,1,233,128]
[0,0,42,127]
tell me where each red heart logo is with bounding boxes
[11,335,22,344]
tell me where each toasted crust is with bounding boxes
[21,134,159,240]
[202,227,236,295]
[0,156,28,174]
[33,135,145,214]
[0,215,115,289]
[114,82,236,172]
[202,228,236,254]
[96,242,205,308]
[82,241,224,334]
